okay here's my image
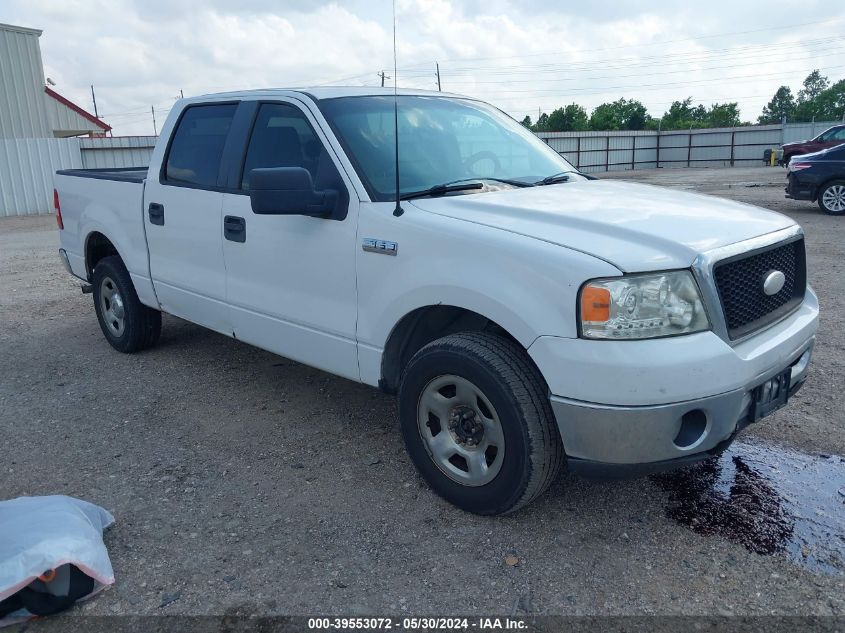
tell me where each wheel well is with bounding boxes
[85,232,119,280]
[379,305,521,394]
[814,177,845,201]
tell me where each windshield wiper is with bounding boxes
[399,182,484,201]
[400,177,536,201]
[468,177,534,188]
[535,170,579,186]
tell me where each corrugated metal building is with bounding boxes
[0,22,111,138]
[0,21,128,216]
[45,86,111,137]
[0,22,52,138]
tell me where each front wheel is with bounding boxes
[92,256,161,353]
[818,180,845,215]
[398,332,563,515]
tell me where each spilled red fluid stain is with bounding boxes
[653,440,845,574]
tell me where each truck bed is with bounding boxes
[55,167,154,305]
[56,167,149,183]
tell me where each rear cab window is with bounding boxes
[164,104,238,187]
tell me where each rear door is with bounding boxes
[144,102,238,334]
[219,99,360,380]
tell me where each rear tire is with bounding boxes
[398,332,563,515]
[92,255,161,353]
[818,180,845,215]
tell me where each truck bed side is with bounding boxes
[55,167,159,309]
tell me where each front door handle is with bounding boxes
[224,215,246,243]
[148,202,164,226]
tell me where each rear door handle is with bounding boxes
[224,215,246,243]
[148,203,165,226]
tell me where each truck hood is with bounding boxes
[409,180,795,272]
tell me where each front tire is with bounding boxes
[92,256,161,353]
[818,180,845,215]
[398,332,563,515]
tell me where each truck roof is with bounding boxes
[188,86,469,102]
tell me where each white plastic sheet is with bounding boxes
[0,496,114,618]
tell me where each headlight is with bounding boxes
[579,271,710,340]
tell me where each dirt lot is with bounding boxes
[1,166,843,622]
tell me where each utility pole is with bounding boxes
[436,62,441,91]
[91,85,99,118]
[378,70,390,87]
[151,106,157,136]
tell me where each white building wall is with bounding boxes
[0,137,82,215]
[0,136,156,216]
[0,23,51,138]
[80,136,155,169]
[45,92,103,137]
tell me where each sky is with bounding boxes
[3,0,843,135]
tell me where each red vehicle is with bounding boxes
[781,124,845,165]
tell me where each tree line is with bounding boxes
[521,70,845,133]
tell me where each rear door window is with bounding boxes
[164,104,237,187]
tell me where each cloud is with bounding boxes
[4,0,843,134]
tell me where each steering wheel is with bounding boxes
[462,151,501,178]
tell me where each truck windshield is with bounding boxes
[319,95,577,201]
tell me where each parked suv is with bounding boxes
[781,124,845,165]
[54,88,818,515]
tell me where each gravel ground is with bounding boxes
[0,166,843,621]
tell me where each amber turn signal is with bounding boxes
[581,286,611,322]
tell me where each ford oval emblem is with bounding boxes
[762,270,786,296]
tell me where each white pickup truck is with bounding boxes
[55,87,818,515]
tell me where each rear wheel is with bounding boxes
[818,180,845,215]
[398,332,563,515]
[92,256,161,353]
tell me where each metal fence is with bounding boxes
[537,121,841,173]
[0,136,156,216]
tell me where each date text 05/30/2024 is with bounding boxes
[307,617,528,630]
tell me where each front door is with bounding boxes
[221,100,360,380]
[144,102,237,335]
[818,127,845,151]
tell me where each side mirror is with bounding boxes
[248,167,338,217]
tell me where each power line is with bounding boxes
[316,34,843,89]
[435,36,845,76]
[473,63,845,97]
[440,47,845,86]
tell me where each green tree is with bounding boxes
[589,98,650,130]
[534,112,550,132]
[813,79,845,120]
[520,115,533,129]
[660,97,708,129]
[547,103,589,131]
[758,86,795,124]
[707,102,741,128]
[794,70,831,121]
[798,69,830,104]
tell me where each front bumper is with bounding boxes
[531,288,818,475]
[553,342,811,477]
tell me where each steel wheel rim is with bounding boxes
[99,276,125,337]
[823,185,845,212]
[417,374,505,486]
